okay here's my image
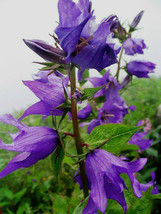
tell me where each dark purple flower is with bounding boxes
[127,60,155,78]
[23,39,67,63]
[123,38,146,55]
[0,114,59,178]
[19,75,67,120]
[140,172,159,195]
[129,121,153,151]
[55,0,119,71]
[75,149,147,213]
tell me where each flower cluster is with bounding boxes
[0,0,159,213]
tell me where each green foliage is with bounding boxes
[122,77,161,126]
[81,85,104,100]
[51,145,64,179]
[86,124,140,154]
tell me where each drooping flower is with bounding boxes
[0,114,59,178]
[19,75,67,120]
[75,149,147,213]
[129,120,153,151]
[126,60,155,78]
[123,38,146,55]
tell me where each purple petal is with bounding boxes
[83,196,98,214]
[86,152,107,212]
[87,119,100,134]
[0,114,25,129]
[78,104,92,119]
[128,158,147,173]
[23,80,65,107]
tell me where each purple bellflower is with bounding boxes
[123,38,146,56]
[23,1,119,71]
[19,75,67,120]
[129,120,153,151]
[0,114,59,178]
[87,101,124,134]
[127,60,155,78]
[75,149,147,213]
[55,0,120,71]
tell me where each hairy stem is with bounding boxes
[116,47,124,81]
[69,65,89,198]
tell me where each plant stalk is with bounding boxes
[69,65,89,198]
[116,47,124,81]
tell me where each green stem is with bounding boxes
[69,65,89,198]
[116,47,124,81]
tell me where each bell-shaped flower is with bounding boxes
[129,120,153,151]
[19,75,67,120]
[0,114,59,178]
[87,101,124,134]
[126,60,155,78]
[123,38,146,55]
[75,149,147,213]
[55,0,120,71]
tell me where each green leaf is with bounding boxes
[52,194,69,213]
[51,145,64,179]
[13,188,27,205]
[79,69,89,86]
[86,124,140,153]
[100,69,106,76]
[151,193,161,200]
[146,148,158,158]
[81,86,104,101]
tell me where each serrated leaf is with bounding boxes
[86,124,140,153]
[81,86,104,100]
[51,145,64,179]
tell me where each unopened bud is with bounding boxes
[131,11,144,29]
